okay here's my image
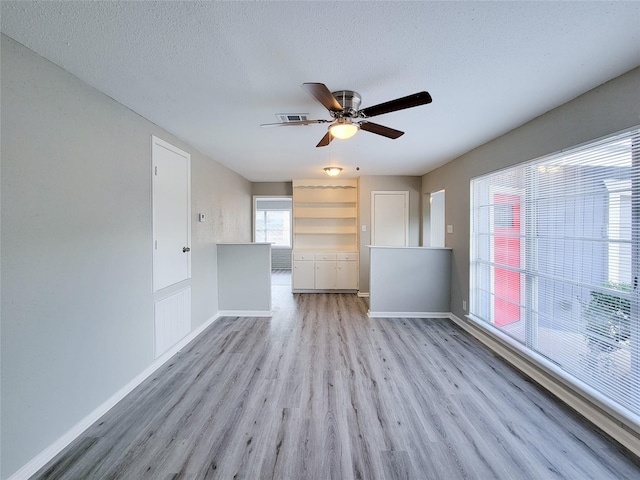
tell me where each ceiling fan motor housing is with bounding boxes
[331,90,361,117]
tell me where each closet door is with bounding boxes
[371,191,408,246]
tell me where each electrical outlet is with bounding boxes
[462,300,467,311]
[447,224,454,234]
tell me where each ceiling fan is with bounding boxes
[261,83,432,147]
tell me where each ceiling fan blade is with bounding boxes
[359,122,404,139]
[260,119,331,127]
[316,131,334,147]
[359,91,432,118]
[302,83,343,112]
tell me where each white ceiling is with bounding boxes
[2,1,639,182]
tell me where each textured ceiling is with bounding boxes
[2,1,639,181]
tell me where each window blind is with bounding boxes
[470,128,640,423]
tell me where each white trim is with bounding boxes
[293,178,357,188]
[291,290,358,294]
[357,291,370,298]
[8,313,221,480]
[367,311,450,319]
[449,313,640,457]
[218,310,272,318]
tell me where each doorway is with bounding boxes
[430,190,445,247]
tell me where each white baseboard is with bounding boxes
[357,291,370,298]
[8,313,221,480]
[292,289,358,294]
[367,311,450,319]
[218,310,272,317]
[448,313,640,457]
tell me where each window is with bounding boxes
[253,197,292,247]
[470,128,639,423]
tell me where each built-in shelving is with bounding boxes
[292,178,358,252]
[292,178,359,291]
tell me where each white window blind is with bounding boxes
[470,128,640,423]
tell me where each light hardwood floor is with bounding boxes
[33,282,639,479]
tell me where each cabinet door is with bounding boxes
[336,261,358,289]
[315,261,337,289]
[293,260,315,289]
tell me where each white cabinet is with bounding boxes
[315,261,336,289]
[293,260,315,289]
[292,252,315,289]
[292,251,358,292]
[336,261,359,289]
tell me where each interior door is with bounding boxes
[371,191,409,246]
[152,136,191,292]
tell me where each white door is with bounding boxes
[152,136,191,292]
[371,191,409,246]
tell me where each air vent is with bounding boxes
[276,113,309,123]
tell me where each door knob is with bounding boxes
[183,247,191,253]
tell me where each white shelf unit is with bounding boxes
[292,179,359,291]
[292,179,358,253]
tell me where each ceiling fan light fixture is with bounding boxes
[329,120,359,140]
[324,167,343,176]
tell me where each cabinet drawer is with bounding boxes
[337,252,358,261]
[293,252,314,261]
[315,253,337,261]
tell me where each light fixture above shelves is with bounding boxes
[324,167,343,176]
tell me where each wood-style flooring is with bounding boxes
[33,275,640,479]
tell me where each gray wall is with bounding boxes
[422,66,640,321]
[1,35,251,479]
[252,182,293,197]
[369,247,451,314]
[217,244,271,312]
[358,175,422,293]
